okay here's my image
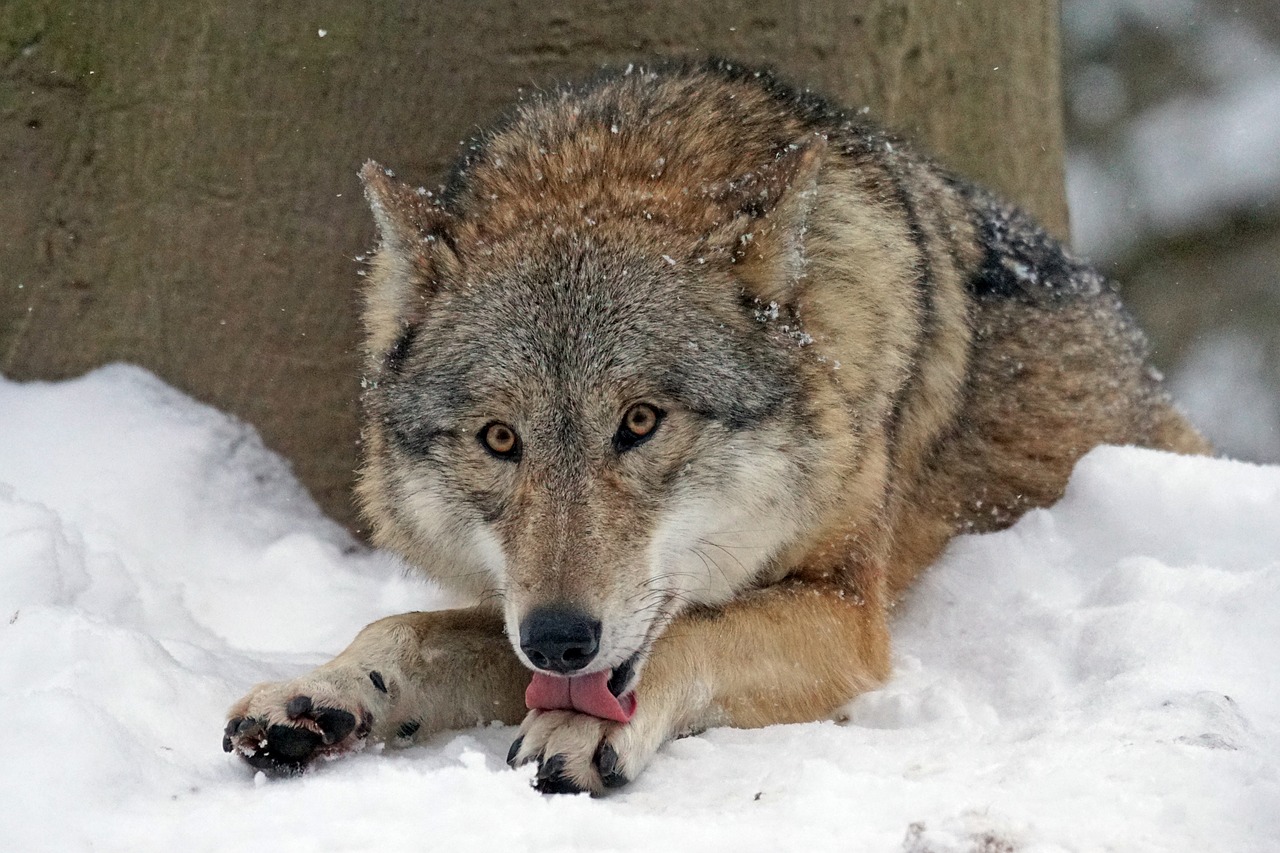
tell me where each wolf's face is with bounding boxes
[356,144,831,689]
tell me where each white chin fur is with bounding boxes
[399,475,506,595]
[651,441,804,604]
[584,439,808,668]
[571,483,802,679]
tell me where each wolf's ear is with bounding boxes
[701,134,827,304]
[359,161,461,362]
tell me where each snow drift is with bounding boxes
[1,365,1276,852]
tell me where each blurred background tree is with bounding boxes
[1062,0,1280,461]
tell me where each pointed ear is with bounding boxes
[359,161,461,365]
[701,134,827,304]
[360,161,458,257]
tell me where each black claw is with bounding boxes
[225,717,244,737]
[396,719,421,740]
[506,736,524,767]
[534,755,584,795]
[235,718,256,735]
[594,742,617,776]
[601,768,630,789]
[312,707,357,745]
[594,742,629,789]
[368,670,388,693]
[535,776,583,795]
[222,735,233,753]
[537,754,566,780]
[285,696,313,718]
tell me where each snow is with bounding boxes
[2,365,1278,852]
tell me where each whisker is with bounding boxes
[689,545,735,590]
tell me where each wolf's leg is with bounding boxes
[224,607,527,774]
[509,580,890,793]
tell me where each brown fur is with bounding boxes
[225,60,1208,793]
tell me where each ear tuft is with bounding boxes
[359,160,457,255]
[701,134,827,303]
[358,161,461,367]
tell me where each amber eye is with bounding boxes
[614,403,664,452]
[479,422,521,460]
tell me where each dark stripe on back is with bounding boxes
[384,326,417,374]
[961,186,1087,303]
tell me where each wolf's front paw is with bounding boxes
[223,671,382,775]
[508,708,666,795]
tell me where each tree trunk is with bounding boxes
[0,0,1065,530]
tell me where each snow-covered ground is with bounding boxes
[2,365,1277,852]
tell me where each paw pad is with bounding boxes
[223,697,370,776]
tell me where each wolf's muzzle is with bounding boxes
[518,607,601,673]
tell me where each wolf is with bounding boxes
[223,59,1208,794]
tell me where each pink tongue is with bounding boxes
[525,671,637,723]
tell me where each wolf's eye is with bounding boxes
[479,422,521,460]
[614,403,664,452]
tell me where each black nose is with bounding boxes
[519,607,601,673]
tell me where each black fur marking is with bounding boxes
[738,195,768,219]
[368,670,388,693]
[971,240,1025,299]
[962,188,1087,303]
[396,719,421,739]
[384,326,416,374]
[684,603,727,622]
[462,489,508,524]
[385,417,451,459]
[425,224,458,257]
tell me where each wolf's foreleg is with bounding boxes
[509,579,891,793]
[224,607,527,774]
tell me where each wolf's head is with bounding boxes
[354,124,846,696]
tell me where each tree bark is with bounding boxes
[0,1,1065,530]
